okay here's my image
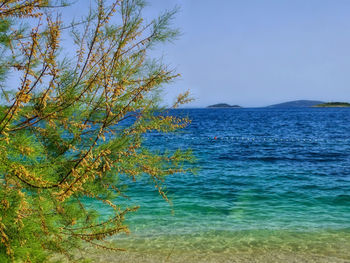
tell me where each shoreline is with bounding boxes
[79,249,350,263]
[53,228,350,262]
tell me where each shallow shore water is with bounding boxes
[81,108,350,262]
[80,229,350,262]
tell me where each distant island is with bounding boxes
[266,100,325,108]
[207,103,241,108]
[206,100,350,108]
[313,102,350,107]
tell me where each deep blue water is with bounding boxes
[106,108,350,258]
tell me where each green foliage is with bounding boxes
[0,19,11,46]
[313,102,350,107]
[0,0,193,262]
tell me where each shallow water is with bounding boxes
[98,108,350,262]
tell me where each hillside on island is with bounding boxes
[266,100,325,108]
[207,103,241,108]
[313,102,350,107]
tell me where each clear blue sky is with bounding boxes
[67,1,350,107]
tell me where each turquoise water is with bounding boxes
[100,108,350,261]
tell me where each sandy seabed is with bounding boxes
[53,230,350,262]
[77,249,350,263]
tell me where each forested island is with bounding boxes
[313,102,350,107]
[207,101,350,108]
[207,103,241,108]
[266,100,324,108]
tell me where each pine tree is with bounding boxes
[0,1,193,262]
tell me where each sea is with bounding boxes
[95,108,350,262]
